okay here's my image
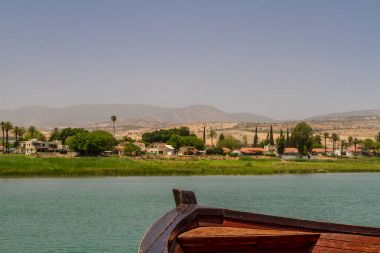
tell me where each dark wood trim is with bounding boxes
[139,189,380,253]
[173,189,197,206]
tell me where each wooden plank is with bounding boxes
[178,227,319,253]
[178,227,319,238]
[320,233,380,245]
[315,238,380,252]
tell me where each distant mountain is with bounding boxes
[0,104,275,127]
[306,109,380,121]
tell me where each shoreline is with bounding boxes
[1,155,380,178]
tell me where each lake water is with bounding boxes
[1,174,380,253]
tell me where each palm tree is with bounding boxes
[330,133,340,156]
[13,126,20,146]
[28,126,37,139]
[348,136,353,145]
[110,115,117,138]
[353,138,361,155]
[208,129,217,147]
[323,132,329,155]
[1,121,5,153]
[18,127,26,142]
[4,122,13,153]
[340,139,347,157]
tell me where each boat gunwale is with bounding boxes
[138,189,380,253]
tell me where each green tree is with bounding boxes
[291,122,313,158]
[276,130,286,155]
[323,132,329,154]
[361,138,378,155]
[208,129,217,147]
[13,126,20,146]
[253,127,258,147]
[340,139,348,157]
[205,147,224,155]
[242,134,248,146]
[28,126,37,139]
[203,126,206,144]
[312,134,323,148]
[122,135,135,143]
[1,122,5,152]
[330,133,340,156]
[59,128,88,144]
[4,122,13,153]
[24,126,46,141]
[111,115,117,138]
[353,138,361,154]
[124,143,141,156]
[13,126,23,147]
[219,133,225,141]
[49,128,61,141]
[375,132,380,143]
[168,135,204,150]
[217,135,242,150]
[142,127,193,144]
[348,136,353,145]
[285,128,290,147]
[269,125,274,145]
[18,127,26,142]
[67,130,115,156]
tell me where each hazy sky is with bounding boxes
[1,0,379,119]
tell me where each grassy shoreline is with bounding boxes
[1,155,380,177]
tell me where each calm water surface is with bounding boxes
[1,174,380,253]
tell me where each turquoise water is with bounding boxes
[1,174,380,253]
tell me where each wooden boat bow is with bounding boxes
[139,189,380,253]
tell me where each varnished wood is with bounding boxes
[139,189,380,253]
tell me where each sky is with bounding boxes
[1,0,379,120]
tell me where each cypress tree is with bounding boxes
[203,126,206,144]
[269,125,274,145]
[253,127,258,147]
[286,128,290,147]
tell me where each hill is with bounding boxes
[306,109,380,121]
[0,104,275,127]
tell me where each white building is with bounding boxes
[18,139,50,154]
[147,143,175,156]
[17,139,69,154]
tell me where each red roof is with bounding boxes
[240,147,264,154]
[312,148,333,153]
[284,148,298,153]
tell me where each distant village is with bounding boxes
[1,116,380,160]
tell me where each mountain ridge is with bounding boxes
[306,109,380,121]
[0,104,275,126]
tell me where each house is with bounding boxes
[147,142,175,156]
[240,147,264,156]
[281,147,300,159]
[311,148,333,156]
[49,140,69,154]
[178,146,198,156]
[18,139,50,154]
